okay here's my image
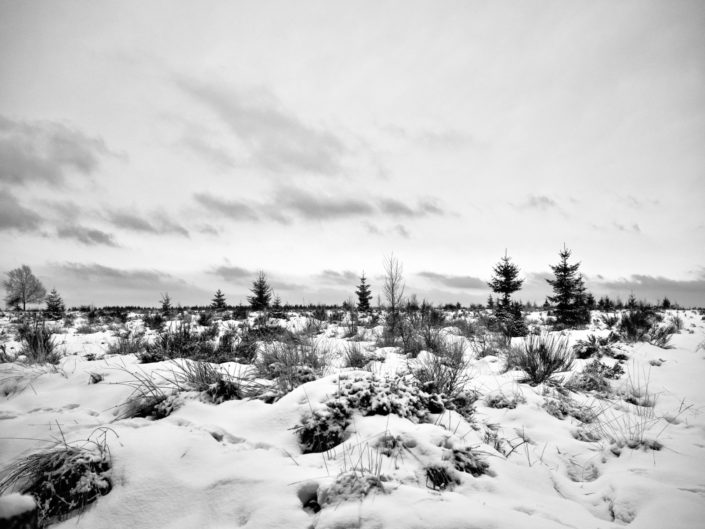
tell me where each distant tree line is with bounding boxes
[1,256,687,323]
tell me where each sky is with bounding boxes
[1,0,704,308]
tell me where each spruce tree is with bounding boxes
[248,271,272,311]
[488,252,524,309]
[271,295,284,318]
[211,289,227,310]
[546,246,591,327]
[44,288,65,320]
[160,293,172,316]
[355,273,372,312]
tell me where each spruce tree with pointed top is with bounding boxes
[355,273,373,312]
[488,251,524,309]
[488,251,527,336]
[211,289,227,310]
[546,246,591,327]
[248,271,272,311]
[44,288,65,320]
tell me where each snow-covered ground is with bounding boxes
[1,310,704,528]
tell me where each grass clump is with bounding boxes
[410,340,470,401]
[17,320,61,365]
[257,337,327,396]
[106,330,145,356]
[506,332,573,385]
[342,341,369,368]
[0,429,113,526]
[169,360,250,403]
[116,370,179,420]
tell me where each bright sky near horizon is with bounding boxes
[1,0,704,307]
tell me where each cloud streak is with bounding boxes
[56,225,118,246]
[0,115,114,187]
[194,188,446,224]
[0,189,42,232]
[106,210,189,237]
[418,271,486,289]
[178,79,346,176]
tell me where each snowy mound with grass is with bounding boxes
[1,308,704,528]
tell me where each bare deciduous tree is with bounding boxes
[383,254,405,339]
[3,265,47,310]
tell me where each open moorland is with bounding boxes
[1,303,704,529]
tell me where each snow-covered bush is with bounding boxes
[571,333,620,359]
[567,359,623,393]
[485,390,526,409]
[543,396,596,423]
[319,471,385,506]
[295,374,445,453]
[0,432,113,525]
[451,447,490,477]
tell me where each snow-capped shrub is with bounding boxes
[319,472,385,506]
[296,400,352,453]
[295,375,446,453]
[425,465,457,490]
[485,391,526,409]
[337,375,444,420]
[0,434,112,525]
[571,333,620,359]
[567,359,623,393]
[451,447,490,477]
[543,397,596,423]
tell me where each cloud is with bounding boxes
[194,187,446,224]
[383,125,474,149]
[0,189,43,232]
[193,193,260,222]
[273,187,373,220]
[106,210,189,237]
[46,262,206,306]
[596,274,705,301]
[317,270,358,285]
[378,198,444,218]
[180,134,237,170]
[56,262,183,286]
[364,221,382,235]
[417,271,486,289]
[56,225,117,246]
[394,224,410,238]
[178,79,346,176]
[613,222,641,233]
[210,265,253,283]
[523,195,558,211]
[271,280,306,291]
[0,115,113,187]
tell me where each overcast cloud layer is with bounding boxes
[1,0,704,307]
